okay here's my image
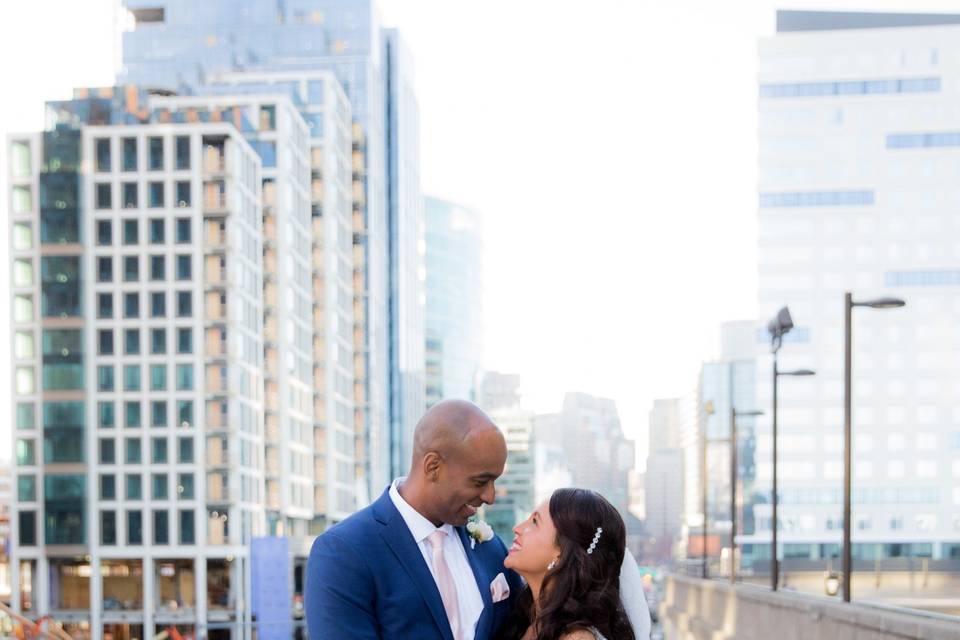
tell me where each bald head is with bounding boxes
[401,399,507,526]
[412,399,501,465]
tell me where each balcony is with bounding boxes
[203,181,227,213]
[206,437,226,466]
[205,219,227,247]
[202,142,226,174]
[206,472,228,502]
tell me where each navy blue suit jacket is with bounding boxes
[306,489,523,639]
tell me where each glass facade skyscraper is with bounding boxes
[423,196,483,408]
[119,0,424,491]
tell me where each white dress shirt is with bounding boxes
[390,478,485,640]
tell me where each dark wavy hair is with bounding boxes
[495,488,636,640]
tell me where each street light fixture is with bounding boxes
[730,406,762,584]
[842,293,905,603]
[768,306,815,592]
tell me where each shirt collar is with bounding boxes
[389,477,456,544]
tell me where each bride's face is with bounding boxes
[503,499,560,576]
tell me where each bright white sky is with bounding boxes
[2,0,958,464]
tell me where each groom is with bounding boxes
[306,400,523,639]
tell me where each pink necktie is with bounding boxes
[427,530,462,640]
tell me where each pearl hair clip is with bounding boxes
[586,527,603,555]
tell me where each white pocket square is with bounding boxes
[490,572,510,603]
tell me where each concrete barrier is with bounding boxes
[660,573,960,640]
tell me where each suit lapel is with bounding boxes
[374,491,455,640]
[457,526,494,640]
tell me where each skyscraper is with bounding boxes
[423,196,483,407]
[8,87,268,638]
[644,399,684,557]
[119,0,424,493]
[750,10,960,591]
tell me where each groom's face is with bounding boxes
[435,428,507,526]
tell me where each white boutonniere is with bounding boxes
[466,519,494,549]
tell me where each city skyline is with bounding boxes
[5,0,960,460]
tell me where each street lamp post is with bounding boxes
[768,307,815,592]
[842,293,905,603]
[702,400,715,579]
[730,406,762,584]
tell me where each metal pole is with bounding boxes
[702,405,709,579]
[730,406,738,584]
[772,352,779,592]
[843,292,853,602]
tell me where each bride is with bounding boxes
[494,488,648,640]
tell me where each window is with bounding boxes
[150,364,167,391]
[152,474,168,500]
[96,183,112,209]
[97,257,113,282]
[11,185,32,213]
[175,217,191,242]
[101,511,117,545]
[178,473,194,499]
[19,512,36,546]
[18,475,36,501]
[176,364,194,390]
[98,365,115,392]
[177,400,193,427]
[124,365,141,391]
[42,402,84,462]
[12,259,33,288]
[175,135,190,170]
[14,332,34,359]
[123,256,139,281]
[124,329,140,355]
[97,293,114,319]
[11,225,32,254]
[179,510,195,544]
[122,137,138,171]
[260,104,276,130]
[41,256,81,317]
[125,401,142,428]
[176,181,191,207]
[97,220,112,245]
[175,255,191,280]
[14,296,33,323]
[149,181,164,207]
[250,140,277,167]
[100,438,117,464]
[16,367,35,395]
[177,328,193,353]
[759,190,874,208]
[154,510,169,544]
[98,329,114,355]
[123,219,138,244]
[178,437,194,463]
[122,182,138,208]
[98,402,115,428]
[151,328,167,354]
[150,255,165,280]
[149,218,165,243]
[152,437,168,463]
[16,439,35,465]
[124,292,140,318]
[151,292,166,317]
[176,291,192,317]
[41,330,83,391]
[148,137,163,170]
[125,439,141,464]
[100,474,116,500]
[152,401,168,427]
[44,475,85,544]
[16,403,35,429]
[95,138,111,171]
[128,510,143,545]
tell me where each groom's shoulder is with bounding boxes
[320,500,381,542]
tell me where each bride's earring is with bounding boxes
[547,559,557,571]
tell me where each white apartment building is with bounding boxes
[748,11,960,569]
[9,90,265,638]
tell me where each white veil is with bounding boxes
[619,549,652,640]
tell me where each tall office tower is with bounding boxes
[119,0,424,495]
[752,10,960,587]
[531,412,573,506]
[8,87,265,638]
[0,462,11,603]
[423,197,483,408]
[679,322,757,564]
[644,398,685,557]
[478,373,534,540]
[556,393,635,519]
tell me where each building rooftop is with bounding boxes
[777,10,960,33]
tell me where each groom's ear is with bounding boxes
[423,451,442,482]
